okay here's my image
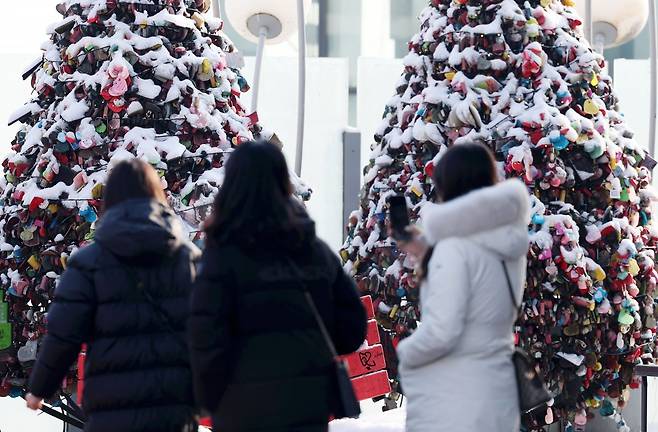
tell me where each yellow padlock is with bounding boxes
[28,255,41,271]
[592,266,606,282]
[201,58,213,75]
[389,304,399,319]
[628,258,640,277]
[610,157,618,170]
[340,250,349,262]
[92,183,104,199]
[411,184,423,198]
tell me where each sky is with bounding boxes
[0,1,60,157]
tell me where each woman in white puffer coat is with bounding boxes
[397,143,531,432]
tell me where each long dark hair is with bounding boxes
[205,141,305,246]
[421,143,498,276]
[103,159,168,211]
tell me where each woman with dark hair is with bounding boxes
[397,143,530,432]
[26,159,199,432]
[188,141,367,432]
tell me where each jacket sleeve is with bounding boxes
[396,239,470,369]
[28,262,95,398]
[187,246,234,413]
[326,246,367,355]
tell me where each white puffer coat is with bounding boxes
[398,179,531,432]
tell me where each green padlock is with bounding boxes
[0,301,11,350]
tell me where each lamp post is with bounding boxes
[584,0,593,49]
[223,0,311,176]
[649,0,657,158]
[211,0,220,19]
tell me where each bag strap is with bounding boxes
[105,247,184,339]
[40,403,85,429]
[501,261,522,322]
[286,259,339,359]
[303,291,339,359]
[124,265,180,335]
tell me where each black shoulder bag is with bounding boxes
[501,262,553,414]
[288,261,361,420]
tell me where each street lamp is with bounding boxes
[223,0,311,176]
[575,0,649,53]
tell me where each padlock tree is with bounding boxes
[0,0,308,399]
[341,0,657,429]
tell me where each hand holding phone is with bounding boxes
[388,195,412,242]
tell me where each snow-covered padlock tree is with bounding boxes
[0,0,309,399]
[340,0,658,429]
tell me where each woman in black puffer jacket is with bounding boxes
[27,159,199,432]
[188,141,367,432]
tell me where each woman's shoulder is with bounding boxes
[429,237,480,270]
[432,237,474,256]
[67,242,104,272]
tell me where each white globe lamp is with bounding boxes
[223,0,312,176]
[575,0,649,51]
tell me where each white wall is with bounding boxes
[356,57,403,172]
[241,56,350,250]
[614,59,652,152]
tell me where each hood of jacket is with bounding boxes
[95,199,186,259]
[421,179,531,260]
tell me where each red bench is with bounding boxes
[342,296,391,400]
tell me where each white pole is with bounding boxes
[295,0,307,177]
[585,0,593,43]
[650,0,657,157]
[212,0,220,19]
[594,33,606,55]
[250,27,268,114]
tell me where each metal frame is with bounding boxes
[317,0,329,57]
[295,0,307,177]
[212,0,220,19]
[584,0,593,44]
[649,0,657,158]
[343,130,362,227]
[636,365,658,432]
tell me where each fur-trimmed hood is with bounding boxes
[421,179,531,260]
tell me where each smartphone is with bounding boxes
[388,195,412,241]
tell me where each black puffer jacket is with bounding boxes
[188,214,367,432]
[29,199,200,432]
